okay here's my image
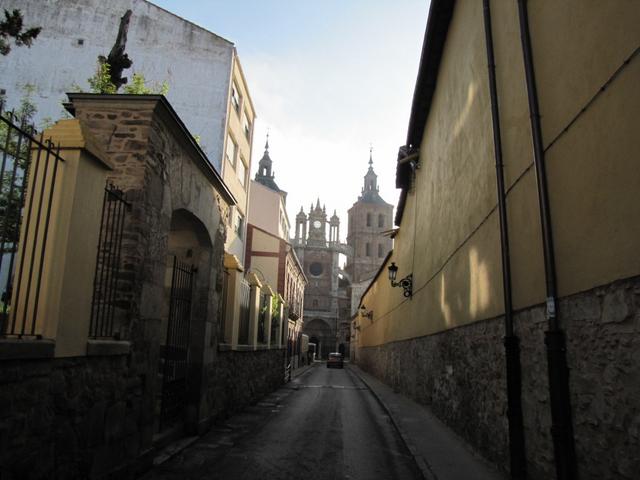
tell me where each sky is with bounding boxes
[152,0,429,239]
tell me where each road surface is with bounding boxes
[142,363,422,480]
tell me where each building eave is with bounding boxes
[395,0,456,226]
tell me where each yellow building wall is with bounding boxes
[223,55,256,263]
[360,0,640,348]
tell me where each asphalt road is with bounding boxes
[142,363,422,480]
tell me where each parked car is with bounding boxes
[327,352,344,369]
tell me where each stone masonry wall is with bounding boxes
[358,275,640,480]
[0,355,148,480]
[205,349,285,423]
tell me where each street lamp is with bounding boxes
[359,305,373,321]
[388,262,413,298]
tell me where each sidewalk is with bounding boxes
[290,360,317,380]
[350,364,506,480]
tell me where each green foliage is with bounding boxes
[0,84,39,251]
[123,73,169,96]
[193,135,201,145]
[271,296,282,319]
[85,65,169,96]
[0,9,41,56]
[17,83,37,123]
[87,62,117,94]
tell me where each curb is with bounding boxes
[348,365,438,480]
[290,361,317,380]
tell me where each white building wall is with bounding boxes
[248,181,289,241]
[0,0,234,172]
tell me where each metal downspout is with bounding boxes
[482,1,527,478]
[516,1,577,478]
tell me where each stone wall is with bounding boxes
[0,355,149,479]
[205,349,285,423]
[358,275,640,480]
[0,96,285,479]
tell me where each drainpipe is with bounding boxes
[482,1,526,478]
[516,1,577,478]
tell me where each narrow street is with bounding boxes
[142,363,422,480]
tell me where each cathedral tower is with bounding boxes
[345,148,394,284]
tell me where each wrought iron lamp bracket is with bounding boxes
[391,274,413,298]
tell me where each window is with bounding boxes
[378,244,384,258]
[365,243,371,257]
[234,211,244,239]
[231,82,241,113]
[366,213,372,227]
[378,214,384,228]
[237,156,247,187]
[225,134,237,168]
[242,111,252,140]
[309,262,323,276]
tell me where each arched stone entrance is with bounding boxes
[303,318,335,360]
[157,209,213,432]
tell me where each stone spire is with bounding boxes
[362,147,379,197]
[254,133,281,192]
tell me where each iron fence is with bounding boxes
[237,279,250,344]
[270,306,279,346]
[89,185,130,338]
[160,256,195,428]
[258,292,269,344]
[0,103,64,337]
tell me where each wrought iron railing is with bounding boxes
[89,185,130,338]
[237,279,250,344]
[270,305,279,346]
[0,103,64,337]
[258,292,268,344]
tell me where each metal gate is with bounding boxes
[159,256,195,429]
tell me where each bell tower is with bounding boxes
[345,147,394,283]
[329,210,340,244]
[294,207,307,245]
[307,199,327,247]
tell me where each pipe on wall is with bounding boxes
[516,1,577,478]
[482,1,527,478]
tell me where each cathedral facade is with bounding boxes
[294,151,393,359]
[293,201,350,359]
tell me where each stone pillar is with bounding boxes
[247,272,263,349]
[223,254,244,348]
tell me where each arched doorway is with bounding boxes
[157,209,213,433]
[303,318,334,360]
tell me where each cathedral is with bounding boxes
[294,150,393,359]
